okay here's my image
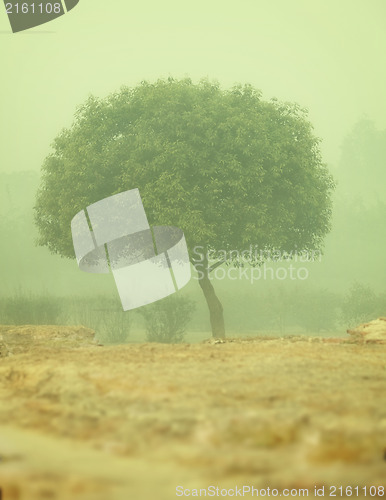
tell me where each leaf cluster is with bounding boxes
[35,78,334,261]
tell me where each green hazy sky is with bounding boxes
[1,0,385,175]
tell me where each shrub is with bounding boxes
[0,290,62,325]
[65,295,131,344]
[139,295,195,343]
[341,283,386,327]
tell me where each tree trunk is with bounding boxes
[197,272,226,339]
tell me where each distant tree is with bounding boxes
[34,78,334,338]
[339,118,386,201]
[341,283,386,327]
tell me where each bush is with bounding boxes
[341,283,386,327]
[139,295,195,343]
[342,283,386,326]
[93,309,131,345]
[64,295,131,344]
[0,290,62,325]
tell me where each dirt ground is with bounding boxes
[0,328,385,499]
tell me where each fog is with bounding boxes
[1,0,386,339]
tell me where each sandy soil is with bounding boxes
[0,329,385,499]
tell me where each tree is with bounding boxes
[341,283,386,327]
[35,78,334,338]
[320,119,386,291]
[338,119,386,202]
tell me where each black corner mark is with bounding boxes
[4,0,79,33]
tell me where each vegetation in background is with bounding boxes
[0,283,385,339]
[0,292,131,344]
[2,119,385,337]
[221,285,340,335]
[138,295,196,343]
[61,295,131,344]
[293,288,340,333]
[341,283,386,328]
[0,290,62,325]
[34,78,334,338]
[338,118,386,201]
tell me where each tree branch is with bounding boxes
[208,259,226,273]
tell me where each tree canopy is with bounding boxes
[35,78,333,263]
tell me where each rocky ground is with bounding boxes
[0,325,385,499]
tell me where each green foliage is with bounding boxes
[35,77,333,262]
[0,290,62,325]
[318,186,386,291]
[255,286,295,334]
[293,288,340,332]
[244,286,338,334]
[0,292,131,343]
[339,119,386,201]
[64,295,131,344]
[341,283,386,327]
[138,295,195,343]
[220,284,341,334]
